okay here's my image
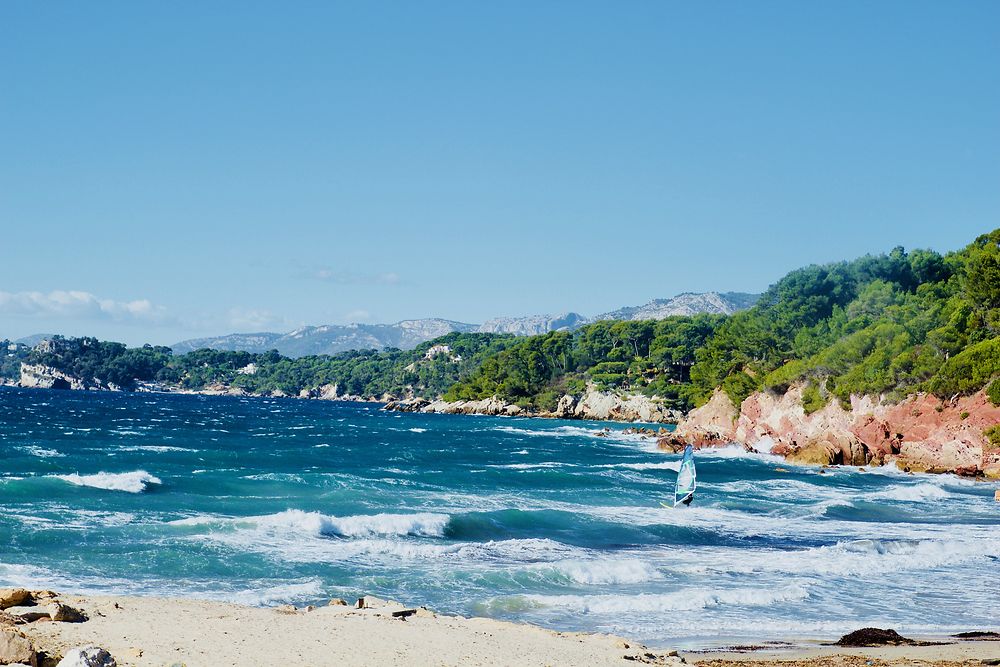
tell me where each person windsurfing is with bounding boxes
[663,445,696,508]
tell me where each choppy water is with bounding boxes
[1,386,998,648]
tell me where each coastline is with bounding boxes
[8,591,997,667]
[5,381,1000,481]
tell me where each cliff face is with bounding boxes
[384,390,682,423]
[19,363,121,392]
[669,383,1000,478]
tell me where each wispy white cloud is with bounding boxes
[0,290,168,323]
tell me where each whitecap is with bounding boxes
[50,470,162,493]
[242,473,306,484]
[18,446,65,458]
[545,558,663,585]
[870,483,950,502]
[177,509,450,539]
[117,445,196,453]
[672,535,1000,579]
[487,462,572,471]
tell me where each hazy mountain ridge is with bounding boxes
[171,332,284,355]
[478,313,590,336]
[172,319,477,357]
[596,292,759,321]
[170,292,758,357]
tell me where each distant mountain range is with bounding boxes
[169,292,758,358]
[170,319,478,357]
[596,292,760,321]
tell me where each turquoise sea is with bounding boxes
[1,386,998,648]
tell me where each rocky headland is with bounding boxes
[18,364,122,393]
[14,363,388,404]
[383,389,683,423]
[660,384,1000,478]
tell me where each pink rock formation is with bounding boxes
[670,384,1000,477]
[664,389,739,450]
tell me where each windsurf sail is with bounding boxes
[674,445,696,507]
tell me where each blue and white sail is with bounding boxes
[674,445,696,507]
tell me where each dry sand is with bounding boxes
[20,594,682,666]
[16,593,1000,666]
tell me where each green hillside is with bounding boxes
[5,229,999,413]
[445,229,1000,411]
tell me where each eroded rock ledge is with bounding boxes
[660,384,1000,478]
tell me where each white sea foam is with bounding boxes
[313,511,450,538]
[673,535,1000,579]
[117,445,196,453]
[597,461,681,472]
[177,509,451,539]
[242,473,306,484]
[546,558,663,585]
[18,446,65,458]
[223,578,324,606]
[51,470,162,493]
[520,584,810,614]
[493,425,635,441]
[487,462,571,471]
[409,427,428,433]
[457,538,583,563]
[693,445,785,463]
[493,426,557,437]
[870,483,950,502]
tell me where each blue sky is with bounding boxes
[2,1,998,345]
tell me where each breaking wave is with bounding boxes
[545,558,663,585]
[173,509,451,539]
[51,470,162,493]
[18,446,65,458]
[871,483,950,502]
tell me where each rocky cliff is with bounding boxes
[384,390,683,423]
[18,363,121,392]
[665,383,1000,478]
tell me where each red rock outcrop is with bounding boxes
[664,389,739,449]
[671,384,1000,477]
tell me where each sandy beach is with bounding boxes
[3,591,997,667]
[11,592,683,666]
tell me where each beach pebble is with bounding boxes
[328,598,349,606]
[56,646,116,667]
[0,627,37,666]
